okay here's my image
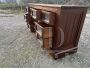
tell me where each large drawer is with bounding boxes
[35,22,53,38]
[41,11,55,25]
[36,33,52,49]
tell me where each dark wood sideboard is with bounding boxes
[24,3,88,59]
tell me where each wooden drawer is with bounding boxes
[24,13,32,22]
[36,33,52,49]
[41,11,55,25]
[35,22,53,38]
[31,8,37,19]
[25,7,31,13]
[31,8,41,21]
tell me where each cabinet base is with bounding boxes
[47,47,78,60]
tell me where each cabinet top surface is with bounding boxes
[28,3,88,8]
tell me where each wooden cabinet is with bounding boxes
[25,3,88,59]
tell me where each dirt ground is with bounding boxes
[0,14,90,68]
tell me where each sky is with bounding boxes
[0,0,6,2]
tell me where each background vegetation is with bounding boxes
[0,0,90,14]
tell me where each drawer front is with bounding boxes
[30,8,41,21]
[35,22,53,38]
[31,8,37,19]
[25,7,31,13]
[41,11,55,25]
[24,13,32,22]
[36,33,52,49]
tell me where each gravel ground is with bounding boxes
[0,14,90,68]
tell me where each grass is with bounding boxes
[0,3,25,14]
[0,9,25,14]
[0,3,18,9]
[0,3,90,14]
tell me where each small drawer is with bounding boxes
[24,13,31,22]
[41,11,55,25]
[25,7,31,13]
[31,8,41,20]
[35,22,53,38]
[36,33,52,49]
[31,8,37,19]
[24,13,34,23]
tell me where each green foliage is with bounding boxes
[0,0,90,10]
[0,3,17,8]
[36,0,70,4]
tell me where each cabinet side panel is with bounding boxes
[52,7,87,50]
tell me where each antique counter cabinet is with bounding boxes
[24,3,88,59]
